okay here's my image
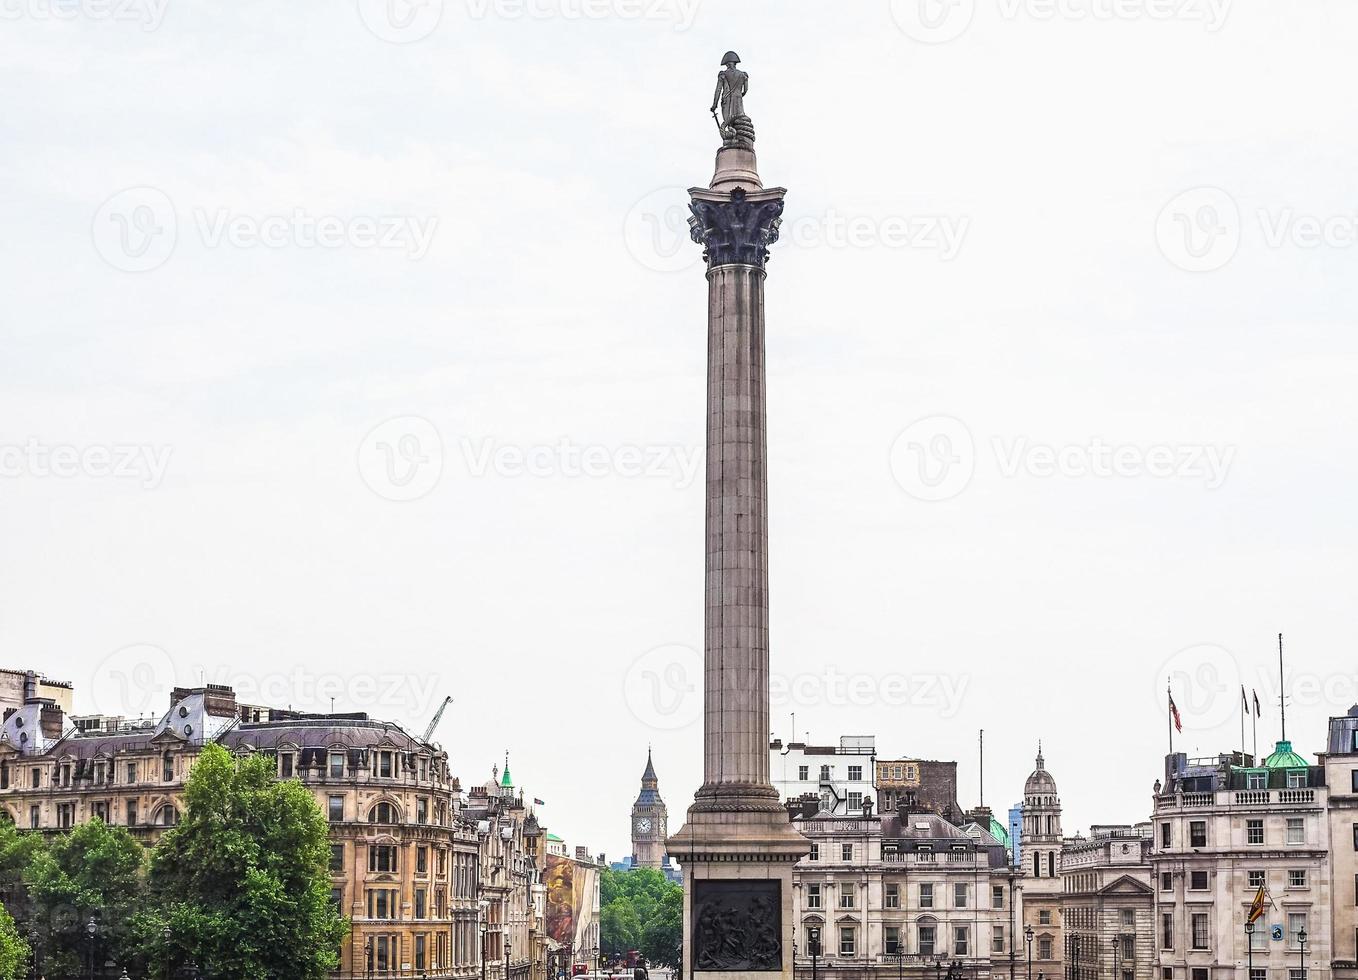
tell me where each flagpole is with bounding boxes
[1240,686,1246,761]
[1251,699,1258,763]
[1167,678,1174,757]
[1278,632,1287,742]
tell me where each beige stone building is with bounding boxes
[1019,747,1064,980]
[1059,825,1154,980]
[1321,707,1358,980]
[1150,743,1331,980]
[0,679,548,980]
[789,799,1018,980]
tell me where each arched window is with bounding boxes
[368,801,399,824]
[154,804,178,826]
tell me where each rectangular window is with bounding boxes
[280,753,293,778]
[1250,971,1267,980]
[839,927,855,957]
[841,843,853,861]
[1247,819,1264,845]
[1288,913,1307,948]
[819,765,831,781]
[30,768,40,789]
[329,844,344,872]
[885,883,900,909]
[1250,927,1267,952]
[415,934,427,970]
[126,762,136,783]
[0,764,7,790]
[1250,870,1266,889]
[1192,971,1209,980]
[954,926,969,957]
[847,791,863,810]
[369,844,398,873]
[839,884,855,909]
[807,884,821,909]
[1161,872,1173,891]
[1039,910,1051,926]
[415,888,427,919]
[1122,909,1136,929]
[1190,870,1208,891]
[992,925,1005,953]
[798,766,809,780]
[1352,769,1358,793]
[126,799,137,826]
[1247,771,1267,789]
[918,925,935,957]
[417,846,429,874]
[954,883,968,908]
[1039,937,1053,959]
[1287,818,1304,845]
[1191,913,1209,950]
[919,883,933,908]
[1190,821,1207,848]
[328,795,343,822]
[57,803,74,828]
[378,751,394,778]
[993,885,1005,909]
[1289,869,1307,888]
[328,753,344,778]
[848,766,863,781]
[1162,912,1174,950]
[29,805,39,829]
[417,797,428,824]
[809,843,819,861]
[366,888,398,919]
[885,926,902,956]
[1161,823,1171,847]
[1287,771,1306,789]
[1353,823,1358,850]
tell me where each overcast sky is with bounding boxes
[2,0,1357,862]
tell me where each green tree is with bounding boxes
[600,898,641,957]
[132,743,348,980]
[25,818,144,976]
[638,886,682,969]
[0,903,30,980]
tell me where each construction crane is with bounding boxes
[422,696,453,743]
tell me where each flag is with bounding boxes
[1242,686,1249,711]
[534,797,545,806]
[1169,692,1183,733]
[1248,885,1266,924]
[1253,690,1262,716]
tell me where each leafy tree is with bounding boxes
[600,899,641,956]
[25,818,145,975]
[132,743,348,980]
[0,903,30,980]
[0,817,42,895]
[639,886,682,969]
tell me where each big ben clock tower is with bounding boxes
[630,750,668,869]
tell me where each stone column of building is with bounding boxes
[667,52,808,980]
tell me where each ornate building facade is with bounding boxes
[629,750,668,870]
[1059,825,1154,980]
[1020,746,1065,980]
[0,680,548,980]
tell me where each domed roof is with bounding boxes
[1024,744,1058,797]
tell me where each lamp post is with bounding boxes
[85,915,98,980]
[1299,927,1309,980]
[480,900,491,980]
[504,930,512,980]
[809,934,820,980]
[1024,925,1034,980]
[1245,921,1255,980]
[162,923,173,980]
[364,936,373,980]
[891,946,905,980]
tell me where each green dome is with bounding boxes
[1263,740,1309,770]
[989,815,1011,848]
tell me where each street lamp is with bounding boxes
[162,923,173,980]
[364,936,373,980]
[1024,925,1034,980]
[1299,926,1309,980]
[480,900,491,980]
[85,916,98,980]
[809,933,821,980]
[1245,921,1255,980]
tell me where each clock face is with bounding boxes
[636,817,652,834]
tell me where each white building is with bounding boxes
[770,735,876,815]
[1321,707,1358,980]
[1151,743,1331,980]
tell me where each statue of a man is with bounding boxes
[709,51,755,149]
[710,51,748,127]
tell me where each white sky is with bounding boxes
[2,0,1357,863]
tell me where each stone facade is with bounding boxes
[788,801,1018,980]
[1322,708,1358,980]
[1020,747,1064,980]
[0,680,549,980]
[630,750,669,870]
[1150,746,1332,980]
[1059,826,1155,980]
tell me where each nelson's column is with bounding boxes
[666,52,808,980]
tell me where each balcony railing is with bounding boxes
[1156,789,1320,810]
